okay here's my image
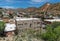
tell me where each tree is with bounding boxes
[54,26,60,41]
[0,11,3,18]
[41,24,57,41]
[41,22,60,41]
[9,14,13,18]
[51,22,60,28]
[0,21,5,36]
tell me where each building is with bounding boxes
[3,17,41,36]
[4,19,16,37]
[17,12,26,18]
[15,17,41,30]
[44,19,60,24]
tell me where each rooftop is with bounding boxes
[15,17,40,21]
[44,19,60,22]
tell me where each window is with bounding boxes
[24,23,27,25]
[18,24,23,25]
[34,22,36,24]
[37,22,40,24]
[30,24,32,27]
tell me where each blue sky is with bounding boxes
[0,0,60,8]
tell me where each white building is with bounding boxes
[4,23,16,32]
[4,19,16,37]
[15,17,41,30]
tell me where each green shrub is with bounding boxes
[0,21,5,32]
[41,22,60,41]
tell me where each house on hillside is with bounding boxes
[15,17,41,32]
[17,12,27,18]
[4,19,16,37]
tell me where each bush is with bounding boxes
[41,22,60,41]
[0,21,5,36]
[0,21,5,32]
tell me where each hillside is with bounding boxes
[0,3,60,16]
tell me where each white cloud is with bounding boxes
[1,6,15,9]
[5,0,22,3]
[5,0,12,2]
[31,0,45,3]
[28,0,49,4]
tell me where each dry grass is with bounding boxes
[0,28,44,41]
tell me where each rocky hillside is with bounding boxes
[23,3,60,15]
[0,3,60,15]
